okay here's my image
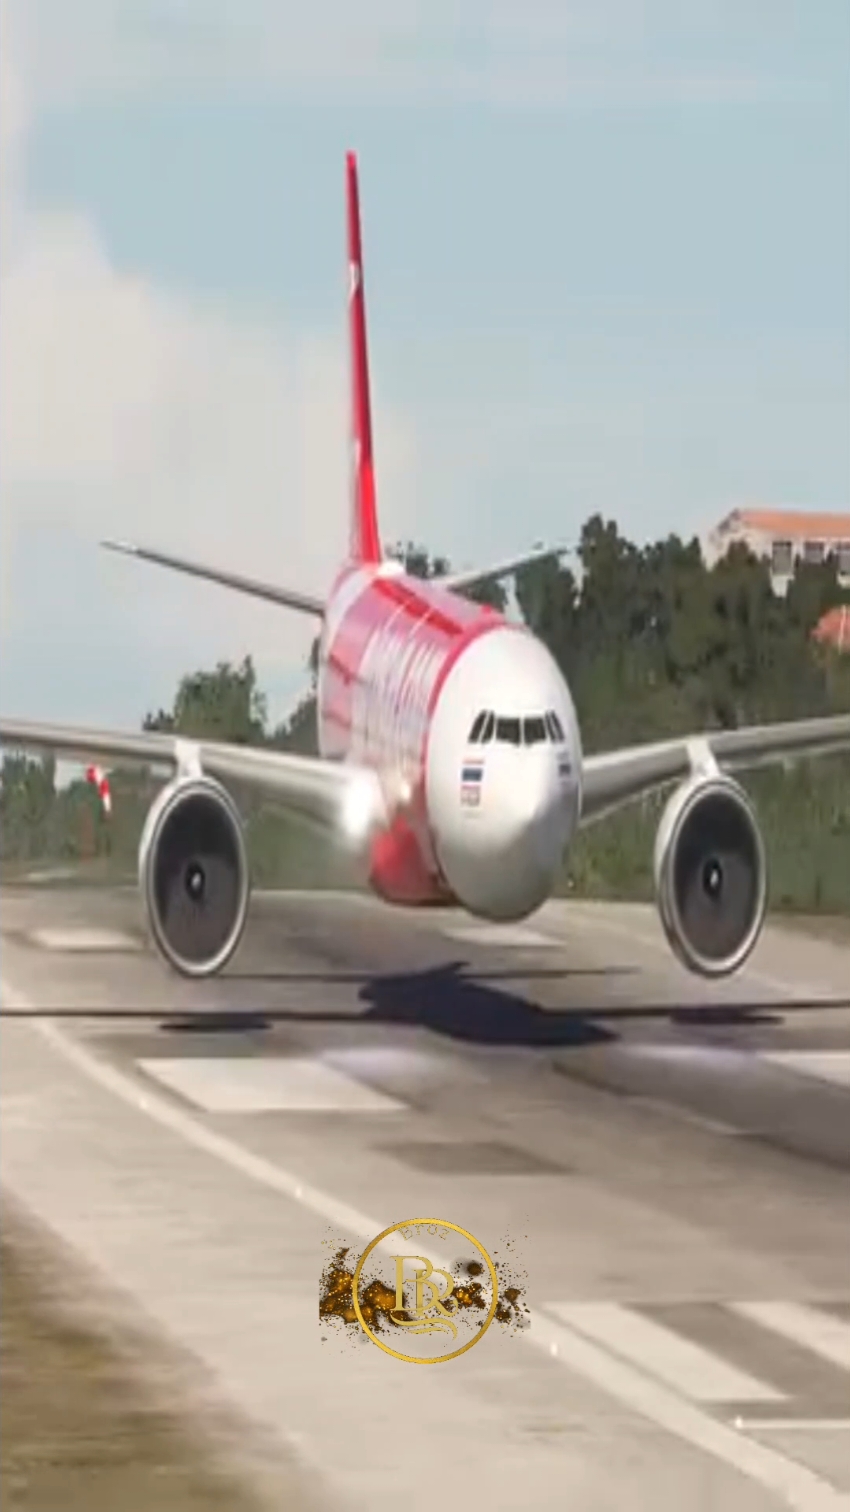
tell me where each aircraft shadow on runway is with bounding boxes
[160,966,825,1046]
[162,962,628,1049]
[7,960,847,1048]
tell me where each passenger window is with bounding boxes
[481,712,495,743]
[496,716,521,745]
[467,711,486,743]
[523,716,547,745]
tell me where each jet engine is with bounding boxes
[138,775,250,977]
[653,772,767,978]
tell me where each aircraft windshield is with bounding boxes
[495,716,521,745]
[523,716,547,745]
[466,709,567,746]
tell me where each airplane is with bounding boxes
[2,151,849,983]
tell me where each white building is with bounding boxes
[703,507,850,595]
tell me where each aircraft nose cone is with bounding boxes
[433,747,577,923]
[524,765,570,867]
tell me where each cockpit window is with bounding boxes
[495,716,521,745]
[476,710,565,746]
[523,716,547,745]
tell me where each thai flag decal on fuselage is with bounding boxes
[460,758,484,807]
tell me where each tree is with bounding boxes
[387,540,508,613]
[144,655,267,745]
[269,693,318,755]
[389,541,451,580]
[786,552,850,636]
[0,753,57,860]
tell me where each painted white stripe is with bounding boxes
[30,927,140,952]
[22,867,78,883]
[561,900,830,1000]
[4,979,847,1512]
[546,1302,785,1404]
[630,1096,741,1138]
[442,923,557,948]
[254,888,375,904]
[759,1052,850,1090]
[731,1303,850,1374]
[0,987,406,1241]
[137,1056,404,1114]
[528,1309,846,1512]
[733,1420,850,1434]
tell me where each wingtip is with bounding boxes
[100,539,137,556]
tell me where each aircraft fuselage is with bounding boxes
[317,561,583,919]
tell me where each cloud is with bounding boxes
[0,0,420,726]
[6,0,825,112]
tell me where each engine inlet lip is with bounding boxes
[142,777,250,979]
[664,776,767,979]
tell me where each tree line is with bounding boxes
[3,520,849,910]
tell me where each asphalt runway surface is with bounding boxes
[1,883,849,1511]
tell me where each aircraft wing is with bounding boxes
[580,713,850,825]
[438,544,568,594]
[0,718,387,840]
[101,541,325,617]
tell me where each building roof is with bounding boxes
[812,604,850,653]
[720,508,850,541]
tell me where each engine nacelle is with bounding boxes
[653,772,767,978]
[138,775,250,978]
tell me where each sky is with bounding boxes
[1,0,848,732]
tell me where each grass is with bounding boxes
[0,1201,272,1512]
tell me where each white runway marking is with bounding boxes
[442,923,557,948]
[137,1056,405,1114]
[546,1302,785,1404]
[254,889,376,905]
[734,1421,850,1435]
[3,977,848,1512]
[322,1045,487,1088]
[560,901,830,1001]
[29,927,140,952]
[760,1052,850,1091]
[527,1309,847,1512]
[731,1303,850,1375]
[630,1095,741,1137]
[22,867,78,883]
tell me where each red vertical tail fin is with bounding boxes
[346,151,382,565]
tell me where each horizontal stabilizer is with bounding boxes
[438,544,570,594]
[101,541,325,617]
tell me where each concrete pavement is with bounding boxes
[2,885,849,1510]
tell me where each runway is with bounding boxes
[2,883,850,1511]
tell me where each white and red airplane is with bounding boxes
[2,152,849,981]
